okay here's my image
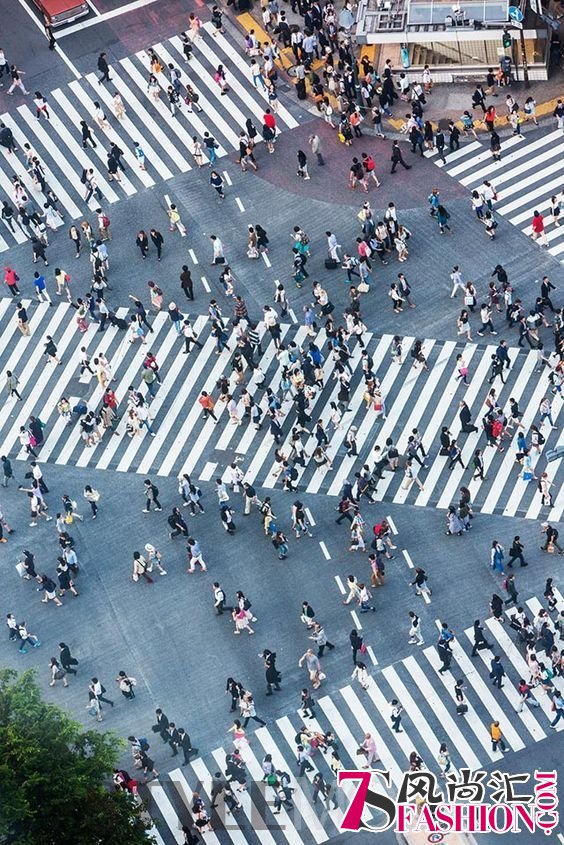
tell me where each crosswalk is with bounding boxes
[0,22,298,252]
[141,590,564,844]
[427,129,564,263]
[2,299,564,518]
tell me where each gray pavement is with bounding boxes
[1,6,564,845]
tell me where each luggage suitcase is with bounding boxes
[325,258,339,269]
[456,703,468,715]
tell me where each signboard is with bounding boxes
[508,5,524,20]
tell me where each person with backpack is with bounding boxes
[142,479,162,512]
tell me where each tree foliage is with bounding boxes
[0,669,155,845]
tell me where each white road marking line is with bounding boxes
[189,249,198,264]
[319,540,331,560]
[305,507,315,526]
[351,609,362,630]
[199,461,217,481]
[235,197,244,212]
[223,171,232,186]
[366,645,378,666]
[385,515,397,534]
[288,308,297,324]
[200,275,210,293]
[334,575,345,594]
[262,251,272,267]
[402,549,414,568]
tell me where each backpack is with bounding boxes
[139,737,150,751]
[80,168,88,185]
[300,232,309,245]
[364,155,375,171]
[290,467,298,480]
[102,215,110,228]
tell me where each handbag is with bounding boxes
[54,669,66,680]
[15,561,27,577]
[65,514,73,524]
[464,295,474,306]
[358,282,370,293]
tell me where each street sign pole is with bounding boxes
[518,25,530,87]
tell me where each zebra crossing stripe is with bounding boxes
[155,41,241,149]
[51,88,138,197]
[423,646,502,761]
[446,135,524,179]
[89,312,171,470]
[208,27,298,130]
[434,622,525,752]
[2,111,83,220]
[428,139,482,166]
[256,722,328,844]
[68,77,157,187]
[379,340,457,504]
[326,334,395,496]
[0,303,72,452]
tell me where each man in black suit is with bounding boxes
[152,708,170,743]
[167,722,181,757]
[177,728,198,766]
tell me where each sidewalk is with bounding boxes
[234,7,564,135]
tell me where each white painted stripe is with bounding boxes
[413,343,490,508]
[402,549,414,569]
[288,308,297,324]
[385,515,397,534]
[0,299,14,337]
[2,112,82,224]
[70,76,158,185]
[446,135,523,178]
[51,312,147,465]
[235,197,244,212]
[498,164,564,218]
[383,664,454,765]
[173,761,225,845]
[350,610,362,631]
[465,624,546,741]
[305,507,315,526]
[0,144,52,231]
[404,655,481,769]
[167,767,223,845]
[523,597,564,695]
[114,321,187,471]
[491,157,564,215]
[200,275,210,293]
[223,171,232,186]
[89,314,170,469]
[230,733,319,845]
[36,309,128,463]
[262,252,272,268]
[50,88,137,197]
[374,339,458,503]
[336,686,403,786]
[0,153,40,243]
[497,369,560,517]
[438,623,525,751]
[326,334,394,496]
[145,783,184,844]
[319,541,331,560]
[0,304,50,394]
[199,461,217,481]
[459,132,564,188]
[487,616,558,724]
[158,40,240,148]
[89,66,188,174]
[137,328,216,475]
[121,56,202,160]
[205,27,299,129]
[435,345,522,511]
[334,575,345,594]
[0,299,32,359]
[259,718,327,843]
[434,139,482,165]
[366,645,378,666]
[210,748,279,845]
[363,679,425,775]
[468,349,536,507]
[16,105,100,211]
[41,92,119,203]
[243,326,309,485]
[0,304,72,455]
[423,645,500,761]
[154,336,232,476]
[189,249,198,264]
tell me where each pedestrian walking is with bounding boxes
[97,52,112,83]
[490,721,508,752]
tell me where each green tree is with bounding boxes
[0,669,155,845]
